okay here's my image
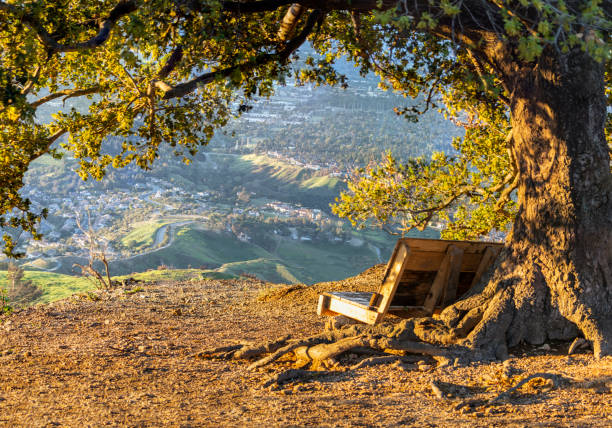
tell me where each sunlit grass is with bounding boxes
[0,271,94,305]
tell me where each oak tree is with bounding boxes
[0,0,610,358]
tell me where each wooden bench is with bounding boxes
[317,238,503,324]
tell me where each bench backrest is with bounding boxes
[373,238,503,315]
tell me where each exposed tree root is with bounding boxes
[244,326,464,371]
[262,368,333,388]
[293,335,369,370]
[349,355,404,370]
[486,373,565,406]
[233,335,292,359]
[248,328,362,370]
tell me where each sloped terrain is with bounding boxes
[0,268,610,426]
[108,225,390,284]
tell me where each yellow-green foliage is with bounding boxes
[333,114,518,240]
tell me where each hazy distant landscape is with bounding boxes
[3,71,453,299]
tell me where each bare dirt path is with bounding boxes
[0,270,610,427]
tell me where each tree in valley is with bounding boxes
[0,1,610,359]
[6,262,42,307]
[72,212,113,289]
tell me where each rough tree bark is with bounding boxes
[444,48,612,359]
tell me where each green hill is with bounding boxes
[212,258,300,284]
[0,271,95,306]
[108,224,409,284]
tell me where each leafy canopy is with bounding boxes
[0,0,610,255]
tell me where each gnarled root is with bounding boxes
[293,335,369,370]
[486,373,566,406]
[195,335,293,360]
[233,335,293,359]
[247,327,460,371]
[262,368,333,388]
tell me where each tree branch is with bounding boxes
[495,173,519,210]
[0,1,137,53]
[157,46,184,80]
[277,4,305,41]
[28,128,67,163]
[159,9,325,100]
[20,66,42,96]
[466,49,509,105]
[29,87,101,108]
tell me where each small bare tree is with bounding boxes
[73,211,113,289]
[6,262,42,307]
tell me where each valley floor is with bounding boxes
[0,268,610,427]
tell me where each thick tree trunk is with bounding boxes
[447,50,612,358]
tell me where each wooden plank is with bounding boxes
[469,246,502,288]
[317,238,504,323]
[326,292,375,308]
[403,251,483,272]
[398,237,503,253]
[441,246,465,306]
[371,240,404,307]
[317,294,331,317]
[375,243,412,315]
[368,292,382,307]
[318,306,340,317]
[378,236,499,279]
[380,239,403,285]
[422,245,456,314]
[326,296,380,324]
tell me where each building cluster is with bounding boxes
[263,202,323,221]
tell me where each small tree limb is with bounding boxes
[30,87,101,108]
[160,9,325,99]
[1,1,137,53]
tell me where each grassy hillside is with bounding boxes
[0,226,434,308]
[301,175,341,190]
[197,153,344,209]
[274,240,381,284]
[211,258,299,284]
[109,226,272,275]
[107,223,400,284]
[19,150,437,292]
[0,268,240,308]
[0,271,94,306]
[120,219,170,252]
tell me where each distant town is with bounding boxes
[11,72,451,280]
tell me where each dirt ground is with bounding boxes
[0,267,610,427]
